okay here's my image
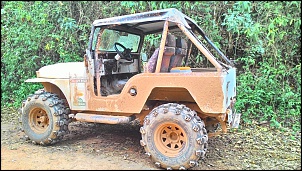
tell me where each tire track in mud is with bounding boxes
[1,117,301,170]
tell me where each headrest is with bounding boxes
[165,33,176,47]
[176,37,187,49]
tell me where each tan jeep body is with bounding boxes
[22,8,238,170]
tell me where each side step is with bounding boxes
[74,113,135,124]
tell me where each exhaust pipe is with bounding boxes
[74,113,135,124]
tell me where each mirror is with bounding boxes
[119,32,129,36]
[141,53,148,62]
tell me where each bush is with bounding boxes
[1,1,300,131]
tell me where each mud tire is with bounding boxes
[21,89,70,145]
[140,103,208,170]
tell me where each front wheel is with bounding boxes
[21,89,70,145]
[140,103,208,170]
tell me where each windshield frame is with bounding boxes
[92,28,142,53]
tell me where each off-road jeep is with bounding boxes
[20,8,239,170]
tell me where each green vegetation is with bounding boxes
[1,1,300,131]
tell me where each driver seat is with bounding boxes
[145,33,176,73]
[168,37,187,71]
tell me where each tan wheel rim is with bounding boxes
[29,107,49,133]
[154,122,187,157]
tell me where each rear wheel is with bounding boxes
[140,103,208,170]
[21,89,70,145]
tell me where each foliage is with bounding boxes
[1,1,301,131]
[1,1,85,106]
[222,1,301,131]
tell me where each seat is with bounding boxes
[145,33,176,73]
[168,37,187,71]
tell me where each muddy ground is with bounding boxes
[1,108,301,170]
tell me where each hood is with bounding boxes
[37,62,86,79]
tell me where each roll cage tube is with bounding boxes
[177,23,223,72]
[87,25,95,53]
[191,24,234,67]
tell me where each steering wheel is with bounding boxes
[114,42,133,61]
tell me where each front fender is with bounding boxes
[25,78,71,108]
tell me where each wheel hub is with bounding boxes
[155,123,187,157]
[29,107,49,133]
[168,132,179,142]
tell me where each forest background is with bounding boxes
[1,1,301,133]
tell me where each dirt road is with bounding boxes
[1,109,301,170]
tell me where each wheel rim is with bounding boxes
[154,122,187,157]
[29,107,49,133]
